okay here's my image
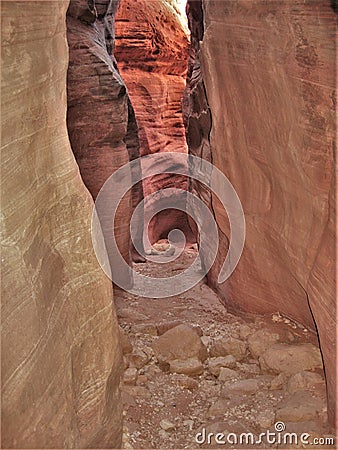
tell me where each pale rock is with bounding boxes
[221,378,266,396]
[287,371,326,395]
[157,321,183,335]
[119,327,133,355]
[218,368,239,382]
[239,324,253,340]
[208,356,237,376]
[127,349,150,369]
[136,375,148,386]
[260,343,323,374]
[270,373,290,390]
[1,2,123,447]
[237,362,261,375]
[160,419,176,431]
[201,335,212,347]
[169,357,204,376]
[210,337,247,361]
[256,409,275,429]
[123,357,130,370]
[153,324,208,371]
[117,308,149,323]
[123,368,138,386]
[174,374,199,391]
[128,386,151,399]
[133,323,158,336]
[247,329,279,358]
[276,392,325,422]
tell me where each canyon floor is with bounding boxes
[115,244,333,449]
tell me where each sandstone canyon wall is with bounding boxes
[67,0,144,264]
[1,1,122,447]
[115,0,195,244]
[184,0,336,424]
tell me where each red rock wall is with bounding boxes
[1,1,122,447]
[115,0,195,244]
[184,0,336,424]
[67,0,144,264]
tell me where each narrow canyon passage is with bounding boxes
[2,0,336,449]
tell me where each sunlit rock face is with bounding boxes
[184,0,336,425]
[67,0,144,264]
[1,1,122,448]
[115,0,195,245]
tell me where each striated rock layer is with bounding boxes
[184,0,336,425]
[1,1,122,447]
[67,0,144,264]
[115,0,195,245]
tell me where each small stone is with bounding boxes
[169,357,204,376]
[123,356,129,370]
[237,362,260,375]
[174,374,199,390]
[119,326,133,355]
[287,371,325,394]
[247,329,279,358]
[133,323,158,336]
[117,308,149,323]
[157,321,183,335]
[256,409,275,429]
[144,365,162,378]
[160,419,176,431]
[221,378,265,396]
[136,375,148,385]
[207,399,228,416]
[210,337,247,361]
[270,373,289,390]
[123,368,138,386]
[218,367,239,381]
[260,343,323,374]
[127,349,150,369]
[201,335,211,347]
[158,429,169,439]
[183,419,194,430]
[128,386,151,398]
[276,391,325,422]
[153,324,208,370]
[208,356,237,376]
[193,325,203,337]
[239,324,252,340]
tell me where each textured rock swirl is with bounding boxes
[67,0,144,264]
[1,1,122,447]
[184,0,336,425]
[115,0,195,244]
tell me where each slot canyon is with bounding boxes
[1,0,336,449]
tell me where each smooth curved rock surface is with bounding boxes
[184,0,336,425]
[115,0,195,244]
[67,0,144,265]
[1,1,122,447]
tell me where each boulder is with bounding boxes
[218,368,239,382]
[208,356,237,376]
[287,371,326,395]
[260,343,323,374]
[276,392,325,422]
[153,324,208,372]
[210,337,247,361]
[247,329,279,358]
[221,378,266,396]
[169,357,204,376]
